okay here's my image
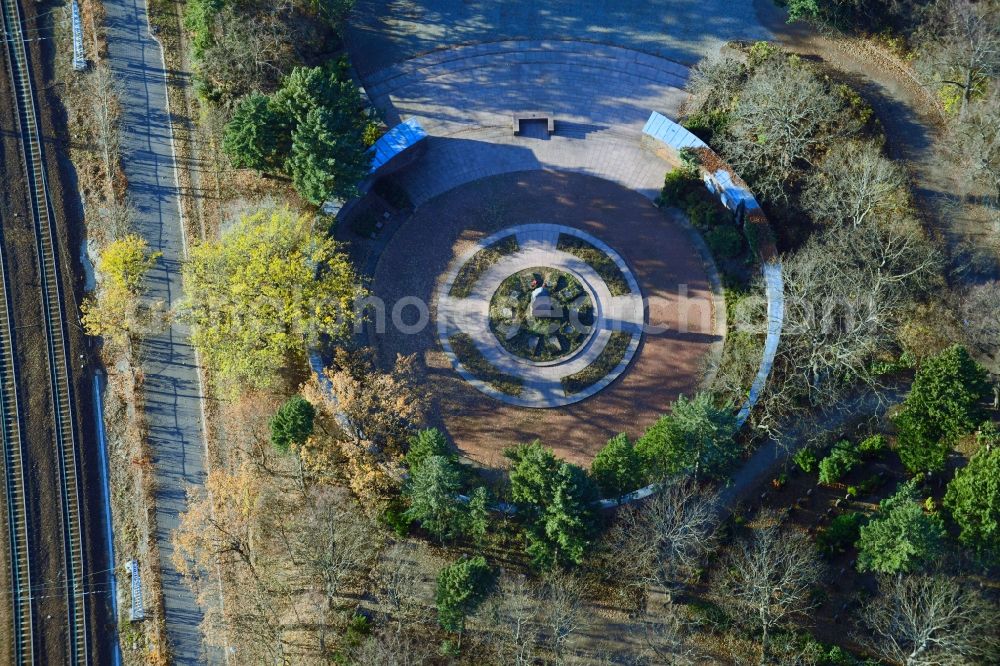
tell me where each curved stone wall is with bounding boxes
[596,113,785,508]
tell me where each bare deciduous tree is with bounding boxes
[541,571,589,662]
[174,453,380,662]
[88,62,123,193]
[945,90,1000,230]
[714,514,825,665]
[606,478,719,602]
[762,219,940,427]
[802,140,910,228]
[350,629,437,666]
[326,348,424,458]
[200,7,293,104]
[859,574,1000,666]
[960,280,1000,361]
[480,573,540,666]
[686,53,747,117]
[719,57,859,203]
[97,196,135,243]
[919,0,1000,119]
[640,601,702,665]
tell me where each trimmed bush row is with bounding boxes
[449,235,519,298]
[561,331,632,395]
[449,332,522,396]
[555,234,632,296]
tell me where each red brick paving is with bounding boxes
[370,171,721,467]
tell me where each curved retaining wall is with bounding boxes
[596,113,784,508]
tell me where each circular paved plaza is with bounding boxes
[370,171,724,466]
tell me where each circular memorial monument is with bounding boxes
[436,224,644,408]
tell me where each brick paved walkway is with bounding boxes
[370,172,723,466]
[355,33,730,463]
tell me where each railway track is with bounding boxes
[0,223,33,662]
[0,0,90,661]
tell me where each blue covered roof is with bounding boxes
[642,111,706,151]
[368,117,428,174]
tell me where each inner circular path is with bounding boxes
[436,224,644,408]
[369,171,724,466]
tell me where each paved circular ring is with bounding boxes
[436,223,643,408]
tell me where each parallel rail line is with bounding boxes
[0,210,33,663]
[0,0,89,661]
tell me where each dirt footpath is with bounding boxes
[370,171,722,467]
[752,0,997,260]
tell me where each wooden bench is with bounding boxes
[512,112,555,135]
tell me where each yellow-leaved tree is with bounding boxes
[81,234,162,356]
[181,206,364,390]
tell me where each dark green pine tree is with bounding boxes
[895,345,991,473]
[287,105,370,205]
[222,93,289,172]
[269,395,315,454]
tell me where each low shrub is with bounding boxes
[779,631,870,665]
[818,440,860,485]
[556,234,631,296]
[450,235,519,298]
[659,167,703,206]
[561,331,631,395]
[449,332,523,395]
[816,512,865,556]
[853,473,884,496]
[705,225,743,258]
[685,599,731,631]
[349,209,380,238]
[857,434,888,456]
[362,120,385,147]
[380,499,413,537]
[688,199,728,230]
[683,109,729,144]
[345,613,371,643]
[372,176,413,210]
[658,168,735,246]
[793,447,819,474]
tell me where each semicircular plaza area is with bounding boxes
[369,171,723,466]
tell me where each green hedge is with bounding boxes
[561,331,631,395]
[450,235,519,298]
[555,234,631,296]
[449,333,522,395]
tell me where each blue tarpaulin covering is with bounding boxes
[642,111,706,150]
[368,117,427,174]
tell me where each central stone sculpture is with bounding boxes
[530,280,559,319]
